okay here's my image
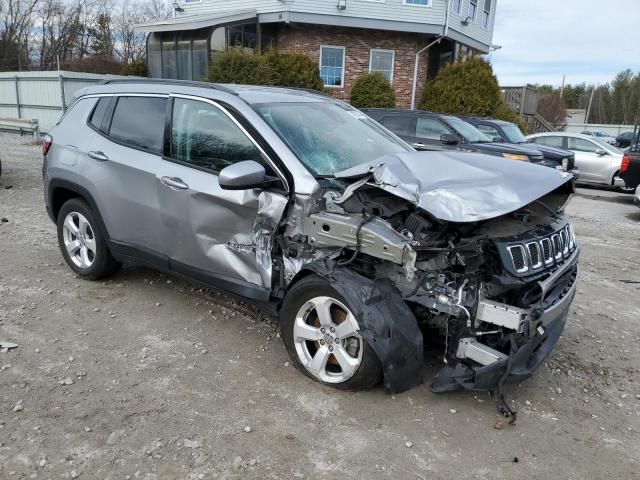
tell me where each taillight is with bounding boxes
[42,134,53,156]
[621,154,630,174]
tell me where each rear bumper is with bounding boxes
[613,176,627,188]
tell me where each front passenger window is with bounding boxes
[568,138,599,153]
[170,98,263,171]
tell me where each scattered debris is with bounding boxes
[243,426,252,433]
[184,439,203,449]
[405,441,413,448]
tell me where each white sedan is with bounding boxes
[527,132,631,192]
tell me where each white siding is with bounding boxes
[177,0,495,47]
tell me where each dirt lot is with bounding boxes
[0,133,639,479]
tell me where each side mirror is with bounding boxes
[595,148,608,156]
[492,136,504,143]
[440,133,460,145]
[219,160,268,190]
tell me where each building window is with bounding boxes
[451,0,461,14]
[468,1,477,21]
[404,0,430,5]
[369,49,394,83]
[320,46,345,88]
[482,0,492,28]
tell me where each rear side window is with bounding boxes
[108,96,166,154]
[89,97,111,131]
[532,136,564,148]
[380,116,415,137]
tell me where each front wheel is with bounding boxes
[280,275,381,391]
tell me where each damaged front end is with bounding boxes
[277,151,579,395]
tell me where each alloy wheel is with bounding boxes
[62,211,96,269]
[293,296,363,384]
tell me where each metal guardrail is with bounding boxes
[0,117,40,138]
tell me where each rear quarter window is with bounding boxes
[88,97,111,131]
[108,96,167,154]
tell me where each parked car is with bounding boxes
[615,131,637,149]
[581,130,617,145]
[362,108,547,164]
[463,117,577,174]
[620,146,640,194]
[43,81,579,402]
[528,132,631,192]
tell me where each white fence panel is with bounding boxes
[0,71,141,132]
[564,123,636,136]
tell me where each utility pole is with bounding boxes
[585,86,595,125]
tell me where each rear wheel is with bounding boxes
[281,275,381,391]
[57,198,120,280]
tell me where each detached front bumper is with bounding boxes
[432,250,579,393]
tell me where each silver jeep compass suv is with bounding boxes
[44,80,579,407]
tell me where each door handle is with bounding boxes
[413,142,427,150]
[161,176,189,190]
[88,151,109,161]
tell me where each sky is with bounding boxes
[488,0,640,87]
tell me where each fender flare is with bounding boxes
[48,179,111,241]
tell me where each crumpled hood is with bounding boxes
[335,151,574,223]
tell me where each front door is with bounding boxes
[156,96,288,299]
[567,137,611,184]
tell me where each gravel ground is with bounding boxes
[0,133,639,479]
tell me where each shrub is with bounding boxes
[419,57,500,116]
[263,50,325,91]
[349,72,396,109]
[208,48,272,85]
[120,60,147,77]
[208,48,324,91]
[420,57,527,132]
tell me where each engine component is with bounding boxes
[476,299,528,332]
[456,338,506,366]
[305,211,416,278]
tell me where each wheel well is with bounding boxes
[51,187,81,221]
[612,170,620,185]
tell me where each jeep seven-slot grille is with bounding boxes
[504,224,576,275]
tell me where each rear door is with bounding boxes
[86,95,168,259]
[156,95,288,299]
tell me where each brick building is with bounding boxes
[136,0,497,109]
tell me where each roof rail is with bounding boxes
[99,78,239,96]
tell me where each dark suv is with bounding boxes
[464,117,577,175]
[363,108,546,164]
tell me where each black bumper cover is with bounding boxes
[431,295,571,393]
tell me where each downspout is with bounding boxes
[410,0,450,110]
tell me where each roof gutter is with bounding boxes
[410,0,450,110]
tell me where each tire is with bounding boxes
[280,274,382,391]
[57,198,120,280]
